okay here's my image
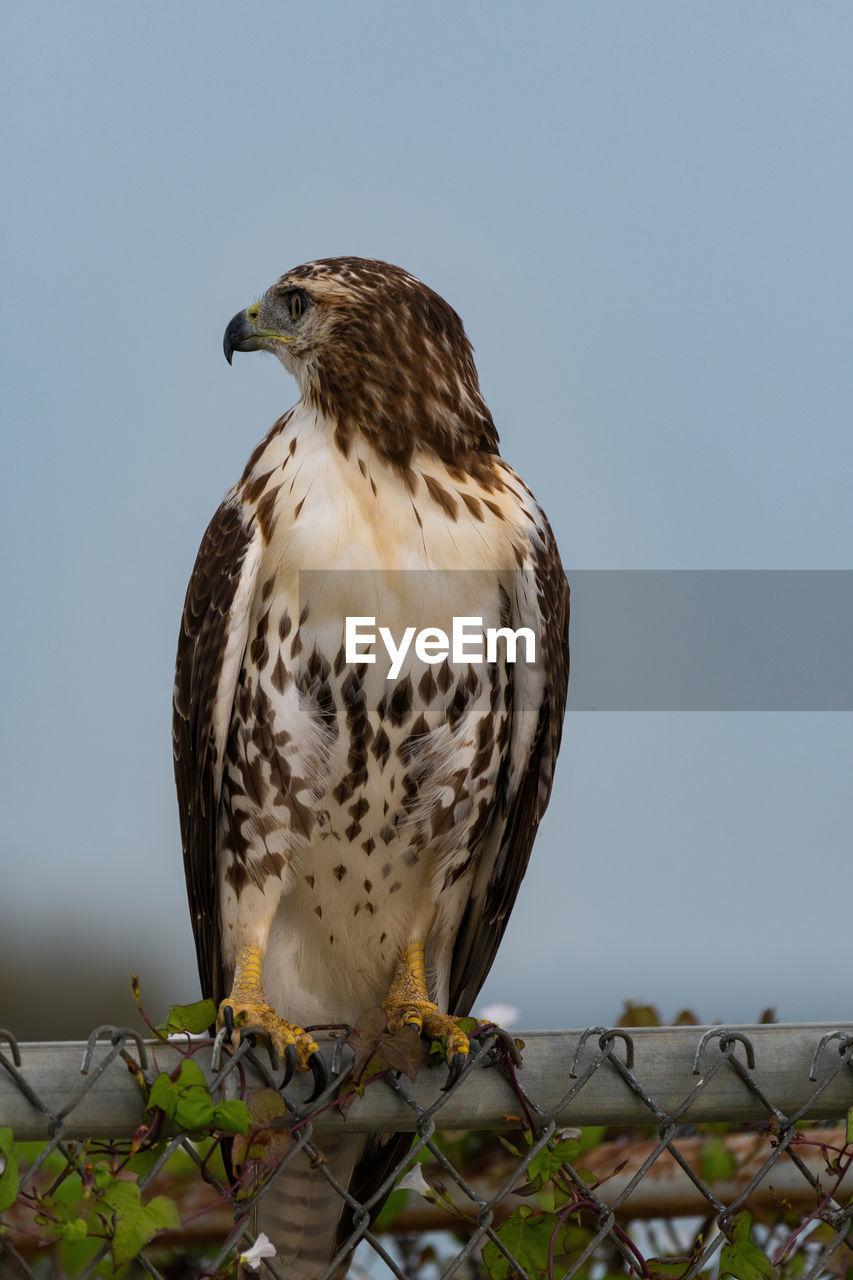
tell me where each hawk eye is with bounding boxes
[288,290,308,322]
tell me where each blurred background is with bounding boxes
[1,3,851,1040]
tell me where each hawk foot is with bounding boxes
[384,999,471,1075]
[218,998,326,1096]
[383,940,471,1083]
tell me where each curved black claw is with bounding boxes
[221,1135,237,1188]
[223,1005,235,1039]
[443,1051,470,1092]
[283,1043,297,1086]
[307,1050,328,1102]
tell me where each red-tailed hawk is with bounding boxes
[173,257,569,1276]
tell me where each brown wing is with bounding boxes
[448,516,570,1014]
[172,495,261,1005]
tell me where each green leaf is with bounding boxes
[92,1163,114,1194]
[0,1128,20,1213]
[101,1180,180,1267]
[560,1221,594,1255]
[498,1135,522,1157]
[428,1016,478,1058]
[146,1072,178,1119]
[346,1008,423,1095]
[147,1058,215,1134]
[846,1105,852,1145]
[156,999,217,1037]
[482,1204,555,1279]
[55,1218,89,1245]
[700,1137,737,1183]
[525,1136,581,1191]
[143,1194,180,1234]
[126,1143,169,1179]
[213,1099,250,1136]
[232,1089,291,1169]
[172,1059,214,1132]
[720,1212,777,1280]
[247,1088,288,1126]
[553,1178,578,1209]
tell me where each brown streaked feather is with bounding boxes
[448,516,570,1015]
[273,257,500,466]
[172,498,257,1005]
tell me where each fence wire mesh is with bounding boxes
[1,1021,851,1279]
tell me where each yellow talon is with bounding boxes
[219,944,320,1077]
[383,940,471,1069]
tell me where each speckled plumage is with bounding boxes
[173,258,569,1276]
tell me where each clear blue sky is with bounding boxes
[1,3,851,1033]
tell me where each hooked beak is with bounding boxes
[223,310,262,365]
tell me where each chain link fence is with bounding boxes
[1,1021,852,1279]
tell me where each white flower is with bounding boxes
[397,1163,432,1198]
[240,1232,277,1269]
[478,1002,519,1028]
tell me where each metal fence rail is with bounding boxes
[1,1022,852,1279]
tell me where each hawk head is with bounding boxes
[223,256,498,464]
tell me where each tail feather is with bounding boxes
[334,1132,413,1256]
[255,1130,414,1278]
[257,1134,366,1279]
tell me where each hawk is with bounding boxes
[173,257,569,1276]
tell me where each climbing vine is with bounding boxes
[0,994,850,1277]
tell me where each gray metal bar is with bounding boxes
[1,1024,851,1141]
